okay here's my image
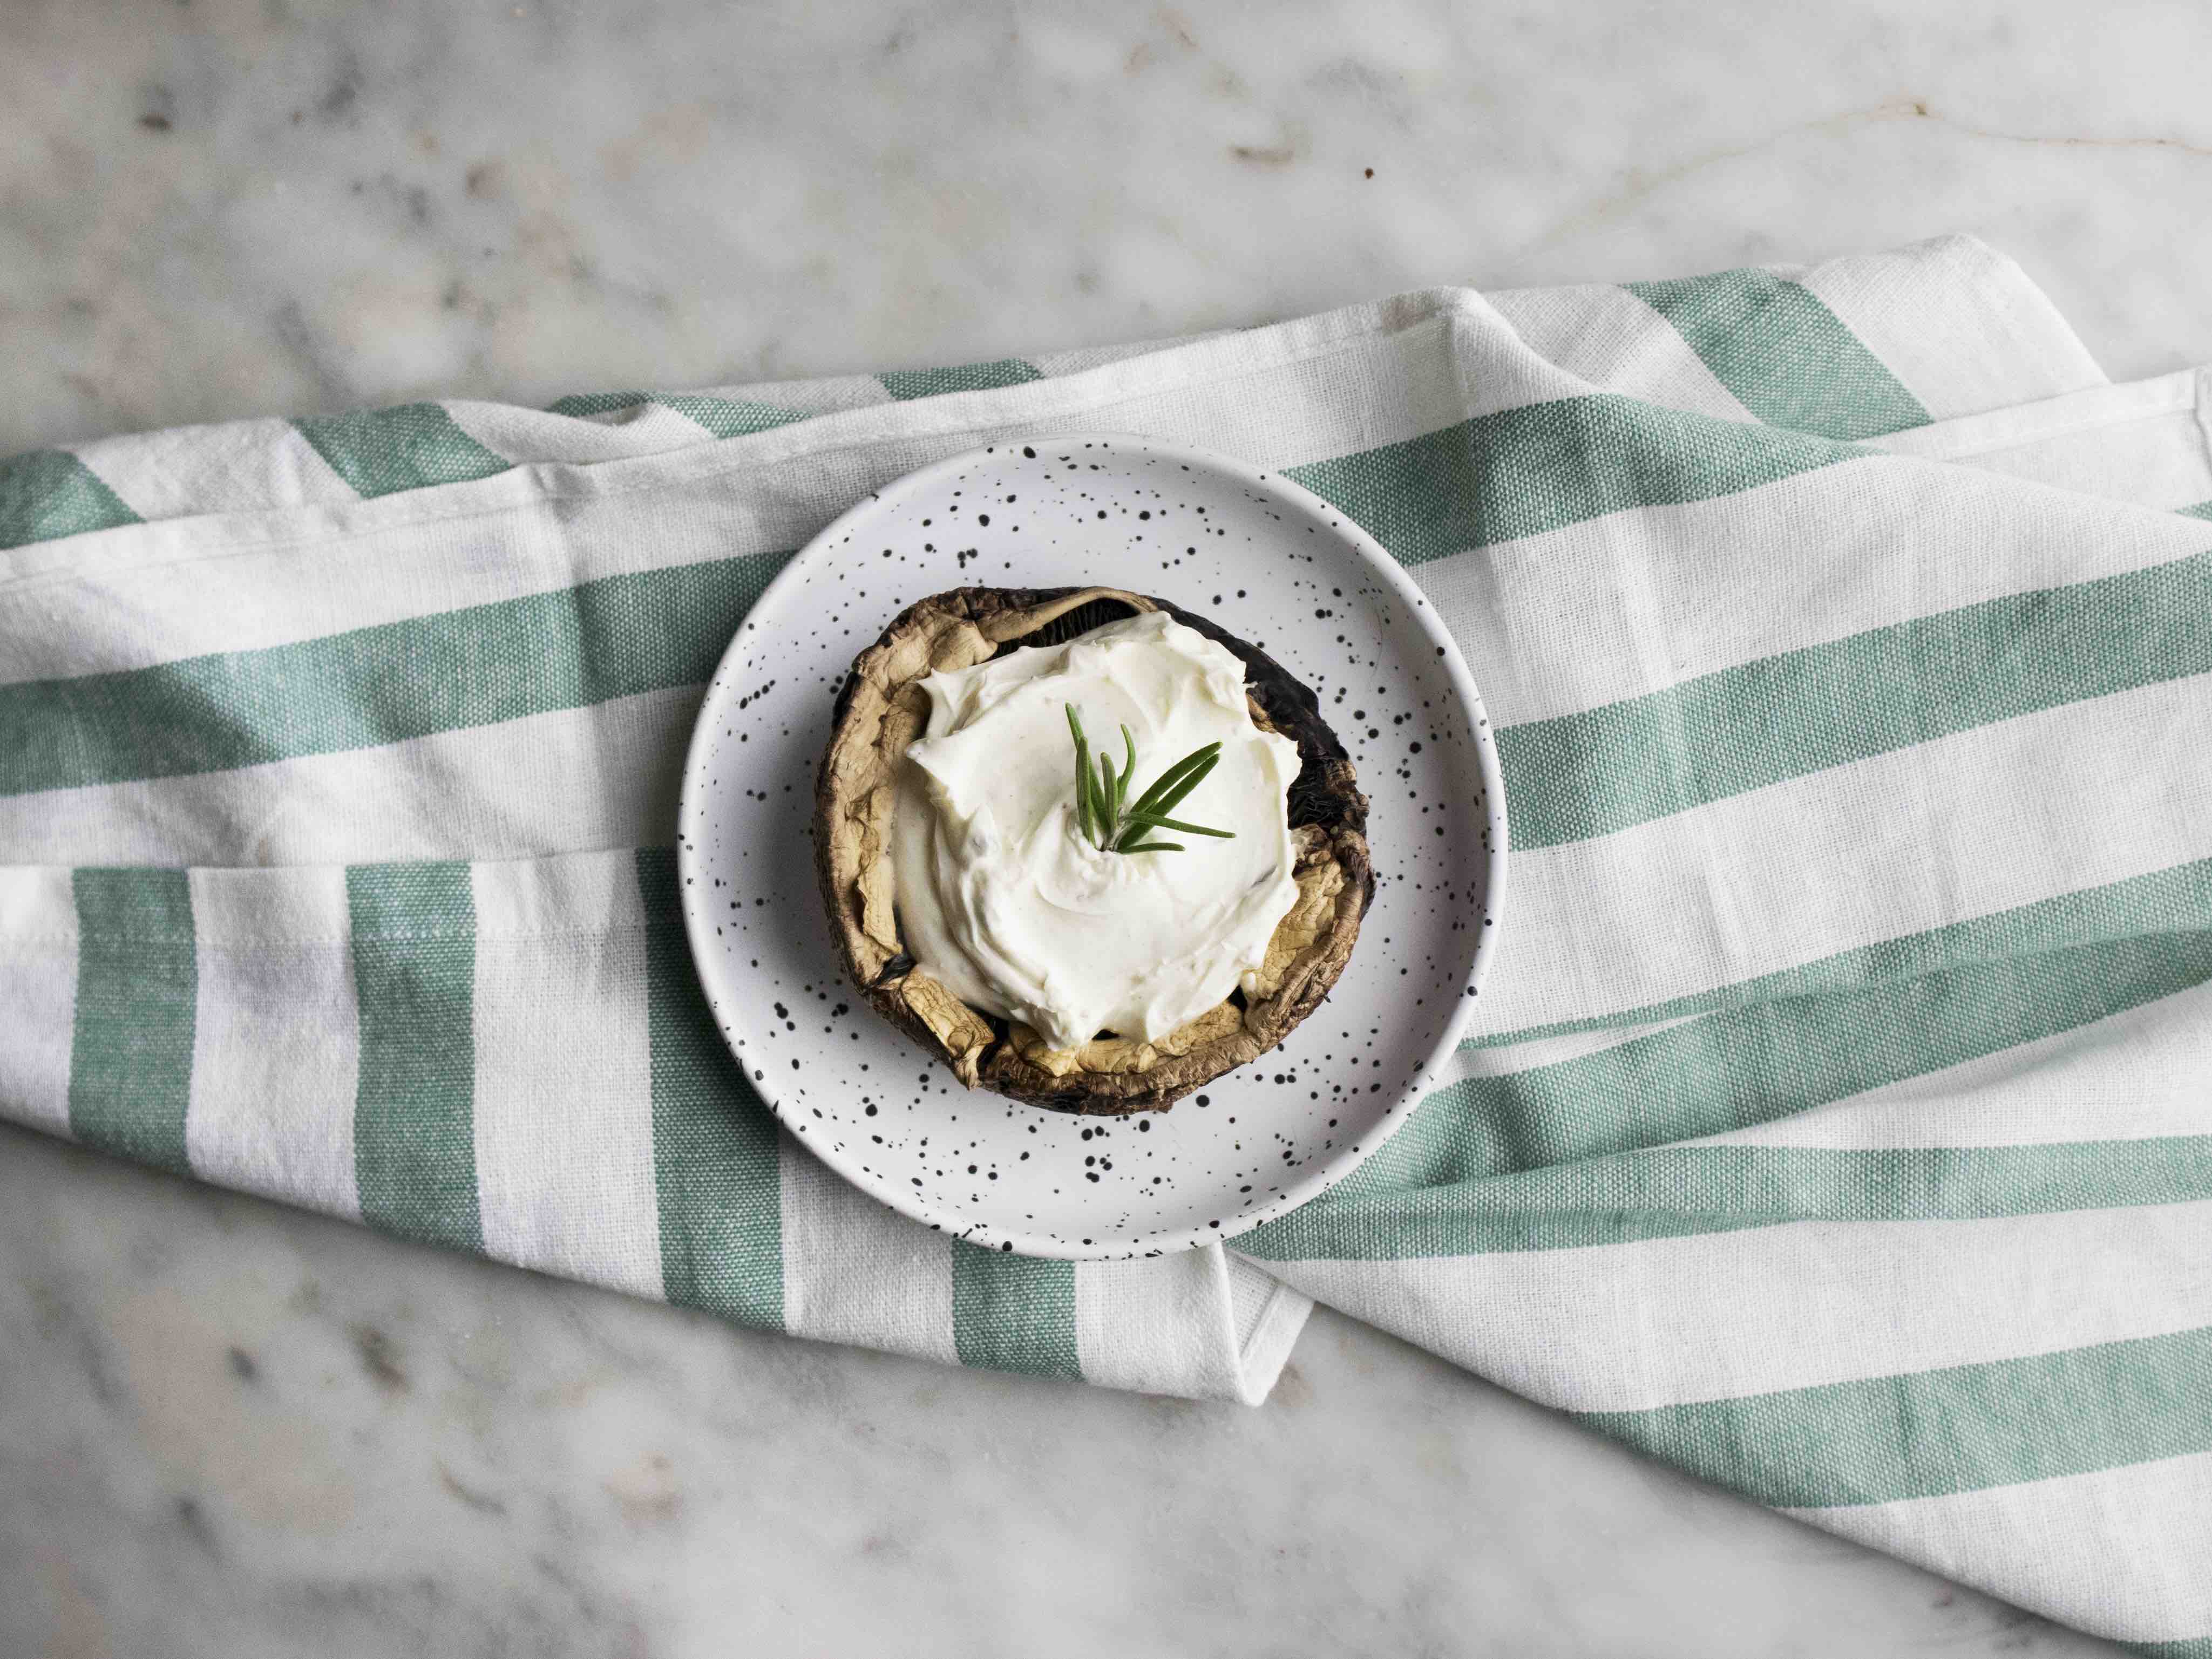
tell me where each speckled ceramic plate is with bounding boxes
[677,434,1506,1259]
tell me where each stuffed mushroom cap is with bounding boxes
[813,585,1372,1113]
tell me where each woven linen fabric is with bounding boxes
[6,234,2212,1651]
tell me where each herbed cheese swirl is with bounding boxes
[890,611,1302,1052]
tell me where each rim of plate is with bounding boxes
[676,431,1510,1258]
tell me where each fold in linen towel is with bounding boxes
[5,234,2212,1651]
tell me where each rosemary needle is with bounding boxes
[1065,703,1236,854]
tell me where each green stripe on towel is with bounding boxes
[1475,853,2212,1050]
[546,391,653,418]
[1498,549,2212,850]
[636,849,783,1330]
[1580,1323,2212,1510]
[545,391,809,439]
[0,549,792,797]
[1238,1136,2212,1263]
[348,861,482,1252]
[879,357,1044,401]
[67,868,196,1172]
[951,1241,1081,1379]
[1347,927,2212,1193]
[1627,267,1931,440]
[0,450,141,550]
[296,403,514,498]
[657,396,810,439]
[1284,394,1864,566]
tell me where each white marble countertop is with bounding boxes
[9,1,2204,1653]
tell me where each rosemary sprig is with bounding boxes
[1065,703,1236,854]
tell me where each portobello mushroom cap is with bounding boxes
[813,586,1373,1114]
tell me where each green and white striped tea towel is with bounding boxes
[5,234,2211,1652]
